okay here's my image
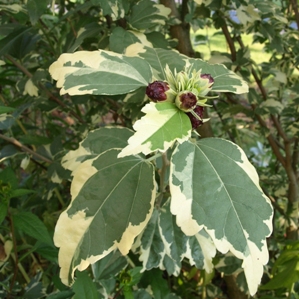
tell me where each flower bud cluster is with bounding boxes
[145,65,215,129]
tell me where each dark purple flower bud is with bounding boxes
[146,81,175,102]
[175,91,197,112]
[186,106,204,129]
[200,74,214,87]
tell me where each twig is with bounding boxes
[253,113,286,168]
[8,211,19,298]
[221,22,236,62]
[4,54,86,124]
[5,54,33,78]
[0,134,53,164]
[290,0,299,32]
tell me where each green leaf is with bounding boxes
[0,26,39,59]
[139,269,170,299]
[260,259,299,290]
[169,138,273,295]
[46,290,74,299]
[72,271,99,299]
[54,149,156,285]
[0,145,19,161]
[67,23,102,53]
[261,245,299,290]
[49,49,152,96]
[128,0,171,31]
[0,167,18,189]
[27,0,49,25]
[13,211,53,246]
[0,106,15,114]
[133,289,152,299]
[91,250,127,280]
[118,102,192,157]
[62,127,133,172]
[125,44,248,94]
[215,253,243,275]
[0,26,31,56]
[19,135,52,146]
[10,189,35,198]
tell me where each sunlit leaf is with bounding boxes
[125,43,248,94]
[49,50,152,96]
[54,149,156,285]
[170,138,273,295]
[118,102,191,158]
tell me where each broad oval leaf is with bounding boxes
[54,149,156,285]
[169,138,273,295]
[49,50,152,96]
[118,102,191,158]
[125,44,248,94]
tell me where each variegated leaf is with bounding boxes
[125,44,248,94]
[54,149,156,285]
[128,0,171,31]
[169,138,273,295]
[118,102,191,158]
[62,127,134,172]
[137,202,216,276]
[49,50,152,96]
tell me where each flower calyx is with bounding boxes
[175,91,197,112]
[145,80,176,103]
[186,105,204,129]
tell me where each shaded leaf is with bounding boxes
[91,250,128,280]
[10,189,35,198]
[0,106,15,114]
[72,271,99,299]
[27,0,49,24]
[128,0,171,30]
[13,211,53,246]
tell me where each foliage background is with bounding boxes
[0,0,298,298]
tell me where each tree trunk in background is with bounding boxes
[160,0,194,57]
[224,275,249,299]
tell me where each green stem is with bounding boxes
[156,152,169,208]
[146,152,162,162]
[54,188,65,207]
[201,270,206,299]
